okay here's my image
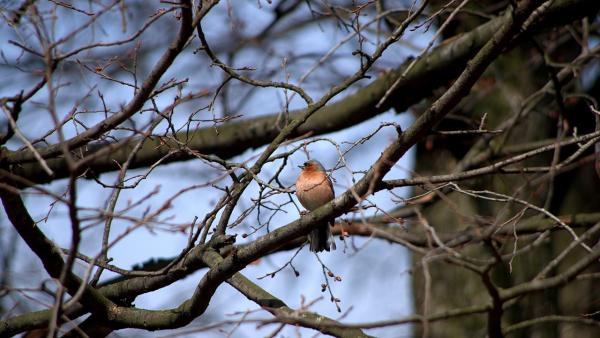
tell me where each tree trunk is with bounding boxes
[410,2,600,336]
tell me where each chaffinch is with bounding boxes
[295,160,336,252]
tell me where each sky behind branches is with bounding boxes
[0,1,436,336]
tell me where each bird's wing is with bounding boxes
[326,175,334,199]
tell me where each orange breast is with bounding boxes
[295,171,334,211]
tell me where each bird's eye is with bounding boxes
[304,162,309,166]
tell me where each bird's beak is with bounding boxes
[298,165,304,169]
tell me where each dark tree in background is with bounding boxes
[1,0,600,337]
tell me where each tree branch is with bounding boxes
[5,0,597,185]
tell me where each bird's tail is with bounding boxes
[308,219,336,252]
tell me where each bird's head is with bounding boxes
[298,160,326,173]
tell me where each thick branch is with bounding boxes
[5,0,597,185]
[1,0,201,168]
[203,250,374,338]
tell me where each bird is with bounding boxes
[295,159,336,252]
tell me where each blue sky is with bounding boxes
[0,1,437,336]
